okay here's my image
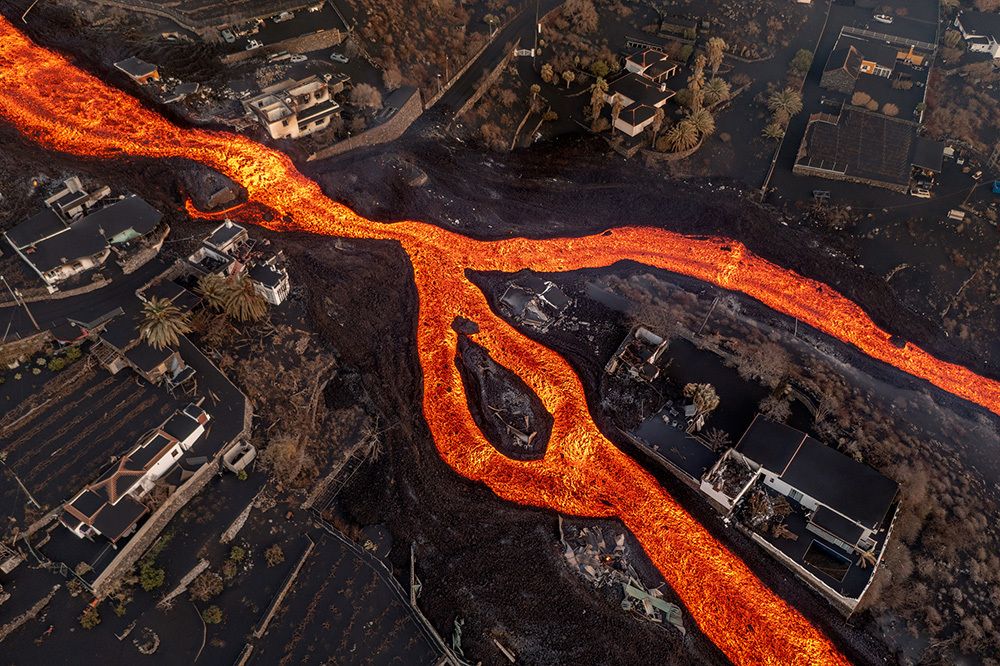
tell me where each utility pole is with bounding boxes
[1,275,40,331]
[0,454,39,508]
[533,0,540,71]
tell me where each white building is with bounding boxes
[243,75,340,140]
[59,405,210,544]
[955,11,1000,58]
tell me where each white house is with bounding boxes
[604,72,675,137]
[59,405,210,544]
[955,11,1000,58]
[243,75,340,140]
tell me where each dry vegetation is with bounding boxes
[346,0,496,98]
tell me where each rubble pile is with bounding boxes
[559,520,684,633]
[704,453,755,499]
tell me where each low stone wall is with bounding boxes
[251,537,316,638]
[0,585,61,644]
[92,460,219,597]
[0,273,110,308]
[307,87,422,160]
[452,40,520,122]
[221,29,344,64]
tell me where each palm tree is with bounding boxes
[562,69,576,89]
[702,78,730,106]
[139,296,191,350]
[610,94,624,132]
[762,122,785,140]
[650,106,665,142]
[767,88,803,118]
[687,55,707,109]
[687,108,715,137]
[589,77,608,120]
[225,274,269,322]
[196,273,230,312]
[664,120,699,152]
[706,37,727,77]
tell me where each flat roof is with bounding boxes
[114,56,157,78]
[912,136,944,172]
[249,262,284,288]
[161,412,201,443]
[100,315,140,351]
[811,505,864,546]
[125,342,175,374]
[206,220,246,249]
[957,10,1000,39]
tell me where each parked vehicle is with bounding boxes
[308,3,324,11]
[274,11,294,23]
[330,52,349,63]
[973,170,983,180]
[910,188,931,199]
[289,54,307,63]
[947,209,967,221]
[221,29,235,43]
[812,190,831,200]
[245,39,263,50]
[873,14,893,24]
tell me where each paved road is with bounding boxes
[0,259,167,342]
[434,0,562,115]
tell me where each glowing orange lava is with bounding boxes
[6,17,995,665]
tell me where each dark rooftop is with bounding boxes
[608,72,673,107]
[4,208,68,251]
[823,45,861,78]
[811,505,865,546]
[114,56,157,79]
[735,415,805,475]
[861,42,899,69]
[67,489,105,520]
[78,195,162,241]
[205,220,246,250]
[161,411,201,443]
[618,104,658,127]
[125,342,175,374]
[127,432,176,470]
[91,495,148,543]
[99,315,140,351]
[957,10,1000,39]
[912,136,944,172]
[781,437,899,530]
[249,262,284,288]
[796,108,919,187]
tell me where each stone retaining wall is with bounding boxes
[221,29,344,64]
[307,87,422,160]
[452,40,519,121]
[92,460,219,597]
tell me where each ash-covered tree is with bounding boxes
[225,275,269,322]
[687,108,715,138]
[684,382,720,416]
[661,119,699,152]
[540,63,554,84]
[382,66,403,91]
[189,571,224,602]
[706,37,727,77]
[767,88,803,118]
[589,77,608,120]
[349,83,383,110]
[702,78,730,106]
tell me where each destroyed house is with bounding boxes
[249,257,291,305]
[733,416,898,554]
[819,45,862,94]
[186,221,292,305]
[95,316,194,387]
[4,194,163,288]
[114,56,159,84]
[793,107,943,192]
[499,276,570,331]
[243,75,340,140]
[605,326,668,381]
[60,405,210,543]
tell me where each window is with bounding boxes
[282,119,289,127]
[788,489,804,503]
[171,450,179,458]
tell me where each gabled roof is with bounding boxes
[737,416,899,531]
[626,48,670,70]
[5,209,67,250]
[617,104,657,127]
[824,45,862,79]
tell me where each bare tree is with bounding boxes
[349,83,383,110]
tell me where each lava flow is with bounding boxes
[5,15,999,665]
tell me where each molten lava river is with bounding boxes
[6,16,1000,666]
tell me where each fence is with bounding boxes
[306,87,423,160]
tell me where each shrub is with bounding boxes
[202,605,223,624]
[114,603,128,617]
[189,571,224,602]
[32,368,41,375]
[679,45,693,62]
[789,49,813,75]
[36,357,46,366]
[229,546,246,563]
[79,607,100,629]
[236,469,248,481]
[851,91,871,107]
[140,564,165,591]
[882,103,899,116]
[48,357,67,372]
[222,559,238,580]
[265,544,285,567]
[66,346,82,361]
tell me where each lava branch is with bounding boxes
[408,244,851,666]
